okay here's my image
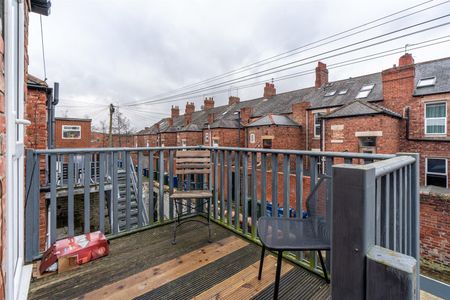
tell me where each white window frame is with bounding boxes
[249,133,256,144]
[417,77,436,88]
[314,113,322,138]
[338,89,348,95]
[212,138,219,147]
[181,139,187,147]
[425,158,448,188]
[324,90,336,97]
[424,101,447,135]
[62,125,82,139]
[356,84,375,99]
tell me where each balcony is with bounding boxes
[25,147,423,299]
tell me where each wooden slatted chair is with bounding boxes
[170,150,213,244]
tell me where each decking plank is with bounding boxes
[81,236,247,300]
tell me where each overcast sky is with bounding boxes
[28,0,450,130]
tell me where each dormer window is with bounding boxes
[417,77,436,88]
[356,84,374,99]
[325,90,336,97]
[338,89,348,95]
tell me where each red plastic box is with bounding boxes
[39,231,109,274]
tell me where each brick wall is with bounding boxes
[324,115,401,154]
[55,118,92,148]
[420,192,450,277]
[247,125,303,150]
[203,128,243,147]
[177,131,202,146]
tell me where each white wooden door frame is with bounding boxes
[4,1,32,299]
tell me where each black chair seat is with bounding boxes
[257,217,330,251]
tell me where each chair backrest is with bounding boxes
[175,150,211,190]
[305,175,331,242]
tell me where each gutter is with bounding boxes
[405,107,450,143]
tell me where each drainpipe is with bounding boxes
[305,110,309,150]
[47,82,59,149]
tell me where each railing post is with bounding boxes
[332,163,376,299]
[397,152,420,298]
[25,150,39,262]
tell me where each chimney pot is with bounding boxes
[263,82,276,98]
[229,96,240,105]
[203,97,215,110]
[171,105,180,118]
[185,102,195,115]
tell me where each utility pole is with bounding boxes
[109,104,115,147]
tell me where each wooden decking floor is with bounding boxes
[28,219,330,300]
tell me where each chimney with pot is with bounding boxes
[171,105,180,118]
[167,118,173,126]
[229,96,240,105]
[399,53,414,66]
[204,97,215,110]
[315,61,329,88]
[185,102,195,115]
[263,83,276,98]
[240,107,253,125]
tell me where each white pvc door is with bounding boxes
[5,0,26,299]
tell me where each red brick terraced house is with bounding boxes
[142,54,450,276]
[54,117,92,149]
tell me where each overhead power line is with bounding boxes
[123,35,450,107]
[121,0,448,106]
[124,17,450,107]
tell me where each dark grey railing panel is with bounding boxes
[158,150,164,222]
[261,153,267,218]
[50,154,57,244]
[125,152,131,231]
[219,150,225,222]
[234,151,240,230]
[227,151,232,225]
[271,154,278,214]
[213,150,219,219]
[168,150,174,220]
[112,152,119,234]
[148,150,154,225]
[99,153,106,233]
[282,154,290,218]
[137,151,144,227]
[242,152,248,234]
[83,154,91,233]
[251,152,257,238]
[295,155,303,219]
[68,154,75,236]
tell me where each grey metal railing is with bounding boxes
[332,153,420,299]
[24,146,396,277]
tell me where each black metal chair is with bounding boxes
[257,176,331,300]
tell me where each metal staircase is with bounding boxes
[116,159,148,231]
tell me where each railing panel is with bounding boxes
[251,152,257,238]
[234,151,240,230]
[148,150,154,225]
[68,154,75,236]
[242,152,248,234]
[99,153,105,233]
[50,154,57,244]
[137,151,144,227]
[282,154,290,218]
[219,150,225,222]
[227,151,232,226]
[112,152,119,234]
[158,150,164,222]
[261,153,267,218]
[271,153,278,214]
[83,154,91,233]
[168,150,174,220]
[213,150,218,219]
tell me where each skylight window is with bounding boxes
[325,90,336,97]
[356,84,375,99]
[417,77,436,88]
[338,89,348,95]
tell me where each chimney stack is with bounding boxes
[315,61,329,88]
[263,83,276,98]
[240,107,253,125]
[171,105,180,118]
[203,97,215,110]
[167,118,173,127]
[399,53,414,67]
[185,102,195,115]
[229,96,240,105]
[208,112,215,124]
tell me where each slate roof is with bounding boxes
[180,123,202,132]
[414,57,450,96]
[209,118,240,129]
[247,114,300,127]
[323,100,402,119]
[140,56,450,134]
